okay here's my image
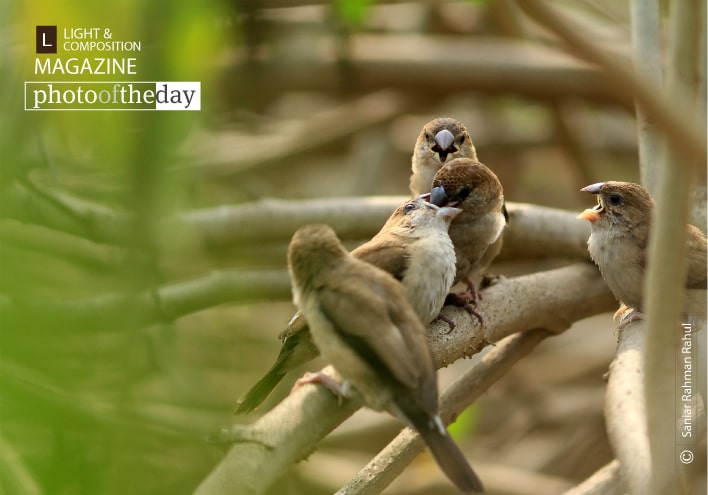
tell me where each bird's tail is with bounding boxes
[413,414,484,493]
[234,367,288,414]
[234,328,318,414]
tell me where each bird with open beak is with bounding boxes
[410,117,478,197]
[578,181,707,328]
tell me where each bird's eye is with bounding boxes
[457,185,471,201]
[424,132,431,141]
[403,202,416,212]
[608,193,622,205]
[459,135,466,144]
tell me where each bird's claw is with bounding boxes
[462,278,483,305]
[616,309,645,330]
[434,314,456,334]
[444,292,484,326]
[292,371,350,404]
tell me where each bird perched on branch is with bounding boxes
[287,224,484,493]
[235,198,460,413]
[427,157,508,319]
[410,117,478,197]
[578,181,707,328]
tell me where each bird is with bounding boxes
[409,117,478,197]
[287,223,484,493]
[578,181,707,328]
[234,198,461,414]
[427,157,508,318]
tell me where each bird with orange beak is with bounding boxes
[578,181,706,328]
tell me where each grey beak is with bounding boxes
[434,129,455,151]
[430,186,449,207]
[580,182,604,194]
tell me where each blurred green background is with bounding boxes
[2,1,702,494]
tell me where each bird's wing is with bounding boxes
[316,276,422,389]
[351,237,411,281]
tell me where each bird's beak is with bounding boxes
[437,206,462,221]
[434,129,455,151]
[578,194,604,221]
[578,208,601,221]
[418,193,431,202]
[430,186,449,207]
[580,182,604,194]
[578,183,605,221]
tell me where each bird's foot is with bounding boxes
[433,314,456,334]
[613,304,629,322]
[204,424,273,448]
[463,278,483,305]
[444,292,484,326]
[292,371,350,404]
[616,308,645,330]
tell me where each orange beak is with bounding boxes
[577,208,601,222]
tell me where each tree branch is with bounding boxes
[644,1,704,493]
[518,0,707,164]
[337,329,552,495]
[604,320,650,494]
[0,269,292,327]
[219,34,622,106]
[629,0,663,196]
[6,183,591,260]
[562,459,624,495]
[194,264,615,495]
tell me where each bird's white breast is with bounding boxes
[402,229,457,324]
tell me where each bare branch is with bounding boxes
[0,270,291,327]
[644,1,705,493]
[337,329,552,495]
[604,320,650,494]
[194,264,615,495]
[219,34,621,106]
[4,186,592,263]
[562,459,624,495]
[187,199,591,262]
[186,90,410,177]
[518,0,707,165]
[629,0,663,195]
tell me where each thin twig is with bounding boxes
[562,459,625,495]
[519,0,706,164]
[337,329,552,495]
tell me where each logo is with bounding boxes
[27,25,200,111]
[36,26,57,54]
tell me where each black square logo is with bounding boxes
[36,26,57,54]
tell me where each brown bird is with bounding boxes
[428,157,508,316]
[235,198,460,413]
[288,224,484,493]
[578,181,707,327]
[410,117,478,197]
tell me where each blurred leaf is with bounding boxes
[334,0,374,29]
[447,405,479,441]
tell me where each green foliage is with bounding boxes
[334,0,374,29]
[1,2,228,495]
[447,404,479,441]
